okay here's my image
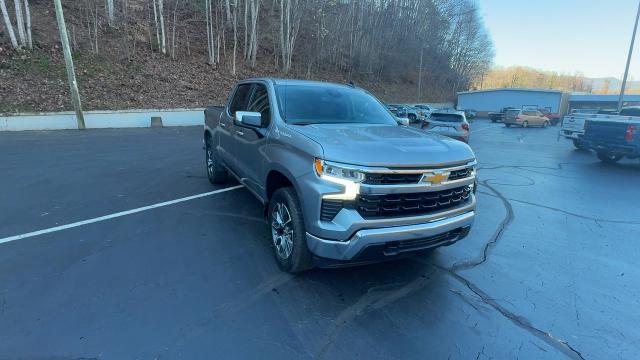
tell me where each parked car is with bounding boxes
[387,104,408,117]
[581,113,640,163]
[503,109,550,128]
[386,104,410,125]
[421,110,470,143]
[560,113,591,149]
[488,107,516,122]
[458,109,477,119]
[413,104,436,117]
[560,107,640,149]
[538,109,561,126]
[390,104,424,123]
[203,79,477,272]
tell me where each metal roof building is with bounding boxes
[568,94,640,111]
[457,88,567,116]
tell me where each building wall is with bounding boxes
[457,90,563,114]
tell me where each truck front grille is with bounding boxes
[448,168,472,180]
[364,173,422,185]
[356,185,471,218]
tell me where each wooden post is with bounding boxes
[53,0,86,129]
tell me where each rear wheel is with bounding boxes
[522,120,529,128]
[205,135,228,184]
[597,151,623,163]
[505,123,511,127]
[543,120,549,128]
[269,187,314,273]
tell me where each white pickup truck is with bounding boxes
[560,108,639,149]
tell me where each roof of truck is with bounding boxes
[240,78,357,89]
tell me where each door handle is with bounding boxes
[220,123,226,128]
[235,130,244,136]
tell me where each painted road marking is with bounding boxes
[0,185,245,245]
[471,126,495,133]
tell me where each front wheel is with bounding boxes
[505,123,511,127]
[522,120,529,128]
[597,151,623,163]
[543,120,549,128]
[269,187,314,273]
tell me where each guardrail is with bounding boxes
[0,108,205,131]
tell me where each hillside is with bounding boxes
[0,0,492,113]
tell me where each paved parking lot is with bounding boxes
[1,120,639,359]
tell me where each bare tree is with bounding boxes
[0,0,19,49]
[23,0,31,48]
[158,0,166,54]
[13,0,26,46]
[106,0,114,26]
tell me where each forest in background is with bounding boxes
[0,0,494,113]
[476,66,640,94]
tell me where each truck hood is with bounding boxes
[289,124,475,167]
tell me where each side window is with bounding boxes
[247,84,271,126]
[229,84,253,115]
[523,111,535,116]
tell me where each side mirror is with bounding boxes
[235,111,262,127]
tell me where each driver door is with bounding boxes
[232,82,272,197]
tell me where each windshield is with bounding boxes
[430,113,464,122]
[275,85,397,125]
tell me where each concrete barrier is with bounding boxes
[0,108,205,131]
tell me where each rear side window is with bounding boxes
[247,84,271,126]
[430,113,463,122]
[229,84,253,115]
[523,111,536,116]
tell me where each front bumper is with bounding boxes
[306,209,474,262]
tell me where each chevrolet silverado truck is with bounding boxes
[561,107,640,150]
[203,79,477,272]
[582,115,640,163]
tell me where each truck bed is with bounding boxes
[583,118,639,156]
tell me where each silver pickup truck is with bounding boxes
[203,78,477,272]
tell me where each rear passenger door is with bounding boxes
[223,83,253,173]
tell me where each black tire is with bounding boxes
[543,120,549,128]
[268,187,314,273]
[205,135,228,184]
[522,120,529,128]
[505,123,511,127]
[572,139,586,150]
[597,151,623,163]
[491,119,497,123]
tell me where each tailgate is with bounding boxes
[562,116,586,132]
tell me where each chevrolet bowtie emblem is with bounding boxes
[422,172,448,184]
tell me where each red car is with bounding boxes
[539,109,561,126]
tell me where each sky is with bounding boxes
[478,0,640,79]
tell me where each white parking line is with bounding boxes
[0,185,245,245]
[471,126,494,133]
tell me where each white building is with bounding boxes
[457,88,569,116]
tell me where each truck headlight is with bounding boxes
[314,159,364,200]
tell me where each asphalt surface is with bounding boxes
[0,121,639,359]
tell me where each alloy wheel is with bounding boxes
[271,202,294,259]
